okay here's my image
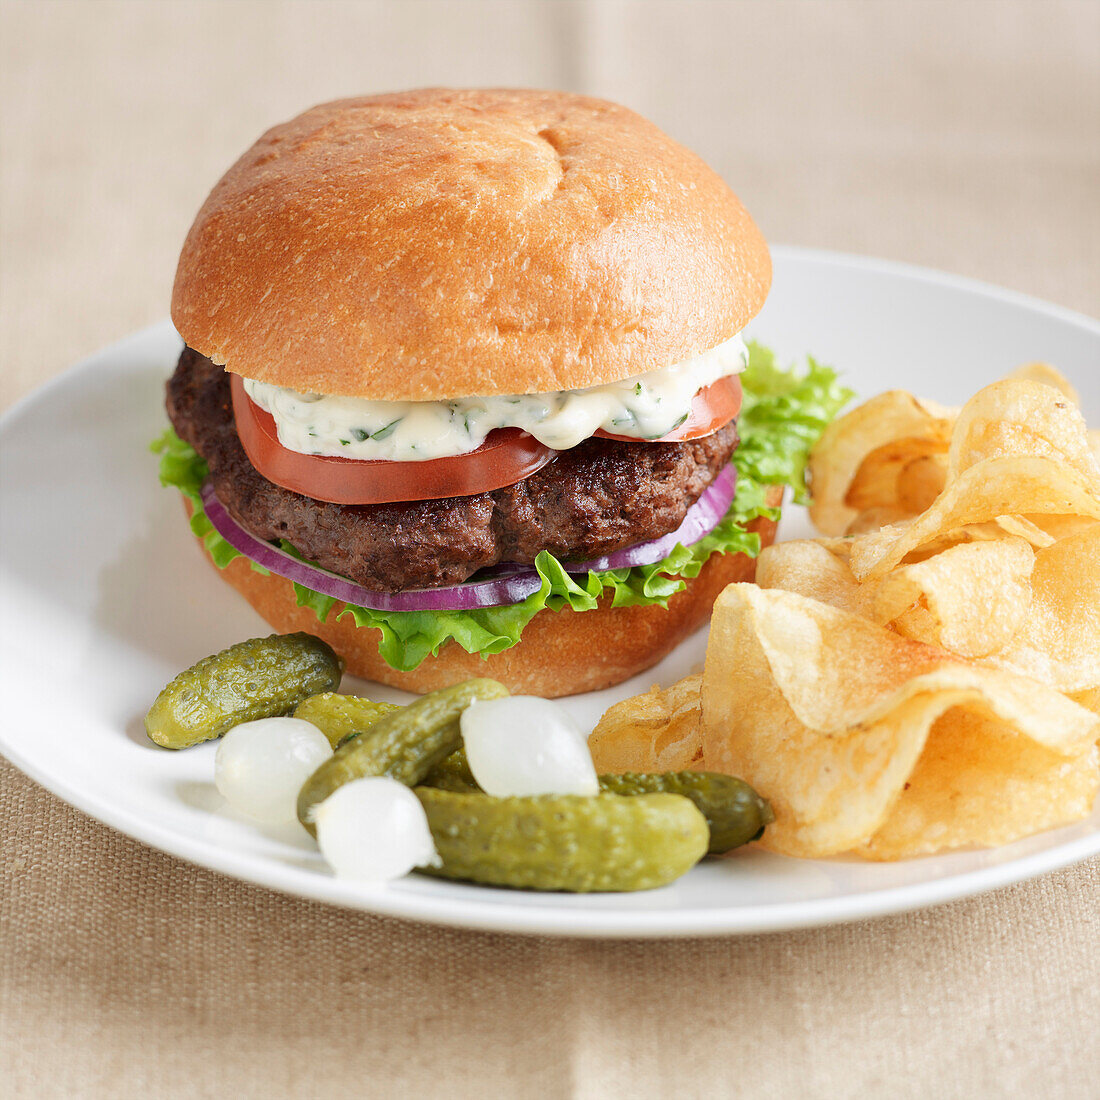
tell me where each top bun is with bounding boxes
[172,88,771,401]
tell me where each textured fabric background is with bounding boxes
[1,1,1098,1096]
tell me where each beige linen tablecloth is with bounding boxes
[2,2,1098,1095]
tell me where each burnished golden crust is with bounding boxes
[172,88,771,401]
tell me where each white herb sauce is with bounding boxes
[242,332,747,461]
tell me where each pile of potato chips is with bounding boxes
[590,365,1100,860]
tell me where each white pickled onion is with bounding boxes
[199,463,736,613]
[314,777,439,881]
[460,696,599,798]
[214,718,332,825]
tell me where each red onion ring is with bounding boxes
[201,484,544,611]
[561,463,737,573]
[199,464,736,612]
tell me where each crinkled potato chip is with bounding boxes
[1004,365,1100,466]
[982,514,1057,548]
[588,674,703,774]
[844,503,915,534]
[896,452,950,514]
[1070,688,1100,716]
[757,539,874,618]
[845,443,949,517]
[899,515,1054,562]
[808,391,955,536]
[872,537,1035,658]
[859,710,1099,859]
[1008,362,1080,406]
[948,379,1100,482]
[762,525,1099,697]
[981,524,1100,694]
[701,585,1099,859]
[847,455,1100,580]
[845,506,914,535]
[848,379,1100,578]
[1027,513,1099,541]
[759,529,1041,653]
[761,534,1037,660]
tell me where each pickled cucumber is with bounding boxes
[414,788,709,892]
[297,679,507,833]
[598,772,773,853]
[145,633,342,750]
[421,747,480,793]
[293,693,401,750]
[419,754,773,852]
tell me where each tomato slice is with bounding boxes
[231,374,556,505]
[594,374,742,442]
[231,372,742,505]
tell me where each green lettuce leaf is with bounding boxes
[737,342,855,504]
[151,426,262,571]
[153,343,851,670]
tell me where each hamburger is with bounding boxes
[156,88,846,696]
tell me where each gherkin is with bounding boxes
[144,633,342,750]
[421,752,773,854]
[293,692,400,750]
[598,772,773,853]
[297,679,508,833]
[415,788,709,892]
[421,746,480,793]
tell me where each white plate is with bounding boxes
[2,247,1098,937]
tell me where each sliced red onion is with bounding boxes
[560,463,737,573]
[199,463,736,613]
[201,483,544,612]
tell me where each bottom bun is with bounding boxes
[199,487,781,697]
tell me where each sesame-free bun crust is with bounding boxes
[172,88,771,401]
[196,488,780,697]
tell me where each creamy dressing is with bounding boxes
[243,332,747,461]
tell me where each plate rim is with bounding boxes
[2,245,1098,938]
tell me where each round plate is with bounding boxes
[1,247,1097,937]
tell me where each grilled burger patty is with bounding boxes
[167,347,739,592]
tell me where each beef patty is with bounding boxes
[167,347,739,591]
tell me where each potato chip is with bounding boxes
[1008,362,1080,406]
[847,456,1100,580]
[899,515,1054,562]
[845,380,1100,578]
[701,584,1099,858]
[1005,366,1100,467]
[761,531,1038,660]
[1070,688,1100,716]
[983,514,1058,547]
[846,506,914,535]
[981,524,1100,694]
[597,363,1099,863]
[808,391,955,536]
[859,712,1099,859]
[757,539,874,618]
[1025,514,1099,541]
[872,536,1035,657]
[948,379,1100,482]
[765,528,1098,701]
[896,452,949,514]
[845,443,949,516]
[588,674,702,773]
